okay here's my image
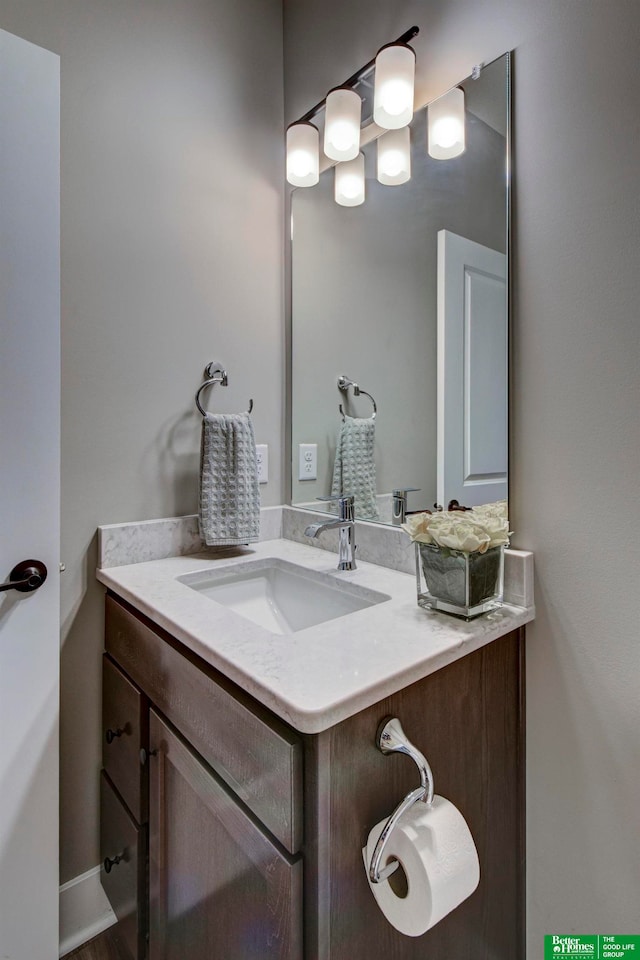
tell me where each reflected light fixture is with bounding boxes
[335,153,365,207]
[286,122,320,187]
[428,86,466,159]
[373,42,416,130]
[324,87,362,162]
[377,127,411,185]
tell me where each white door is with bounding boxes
[0,29,60,959]
[437,230,507,508]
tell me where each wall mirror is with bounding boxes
[290,53,510,525]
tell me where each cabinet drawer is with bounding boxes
[100,772,147,960]
[103,654,148,823]
[105,594,303,854]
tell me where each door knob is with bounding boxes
[0,560,47,593]
[103,853,123,874]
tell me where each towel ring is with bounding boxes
[195,362,254,417]
[337,374,377,420]
[368,717,434,884]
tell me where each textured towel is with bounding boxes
[199,412,260,546]
[331,415,379,520]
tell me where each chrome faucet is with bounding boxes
[392,487,420,525]
[304,495,357,570]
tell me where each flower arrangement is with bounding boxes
[401,500,510,555]
[403,501,511,619]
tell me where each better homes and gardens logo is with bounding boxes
[545,936,639,959]
[546,938,597,956]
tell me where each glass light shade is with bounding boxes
[428,87,466,159]
[286,122,319,187]
[377,127,411,185]
[334,153,365,207]
[373,43,416,130]
[324,88,361,162]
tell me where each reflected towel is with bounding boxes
[199,412,260,546]
[331,415,379,520]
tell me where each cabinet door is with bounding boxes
[100,771,147,960]
[148,710,302,960]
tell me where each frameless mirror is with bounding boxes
[290,53,509,525]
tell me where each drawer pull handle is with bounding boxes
[103,853,123,874]
[139,747,158,766]
[105,727,124,744]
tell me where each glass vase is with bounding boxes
[415,542,504,620]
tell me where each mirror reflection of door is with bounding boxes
[437,230,507,508]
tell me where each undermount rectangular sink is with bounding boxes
[177,558,390,634]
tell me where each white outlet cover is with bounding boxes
[256,444,268,484]
[298,443,317,481]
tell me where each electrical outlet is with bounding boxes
[256,444,268,484]
[298,443,317,481]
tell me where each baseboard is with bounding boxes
[59,865,117,957]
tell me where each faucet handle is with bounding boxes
[392,487,420,498]
[316,494,355,521]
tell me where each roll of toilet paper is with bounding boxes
[362,795,480,937]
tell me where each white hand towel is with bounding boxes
[331,415,379,520]
[198,412,260,546]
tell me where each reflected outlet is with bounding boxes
[298,443,317,481]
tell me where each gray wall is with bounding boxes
[285,0,640,953]
[0,0,284,882]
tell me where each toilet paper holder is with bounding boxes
[369,717,435,884]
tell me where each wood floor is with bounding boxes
[65,926,131,960]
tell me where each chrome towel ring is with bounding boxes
[337,374,377,420]
[195,361,254,417]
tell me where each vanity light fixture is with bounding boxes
[373,42,416,130]
[286,122,320,187]
[324,87,362,162]
[335,153,365,207]
[377,127,411,185]
[285,26,419,189]
[427,86,466,159]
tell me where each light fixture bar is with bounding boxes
[293,26,419,126]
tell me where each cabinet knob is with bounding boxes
[105,727,124,744]
[103,854,123,874]
[139,747,158,766]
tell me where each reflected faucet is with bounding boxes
[304,495,357,571]
[392,487,421,526]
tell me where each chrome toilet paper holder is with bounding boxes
[369,717,435,884]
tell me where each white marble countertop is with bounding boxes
[97,537,534,734]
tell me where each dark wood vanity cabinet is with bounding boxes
[102,593,303,960]
[101,591,525,960]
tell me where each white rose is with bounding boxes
[471,500,508,520]
[401,512,434,544]
[473,515,511,548]
[427,514,491,554]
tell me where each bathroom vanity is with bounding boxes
[98,533,532,960]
